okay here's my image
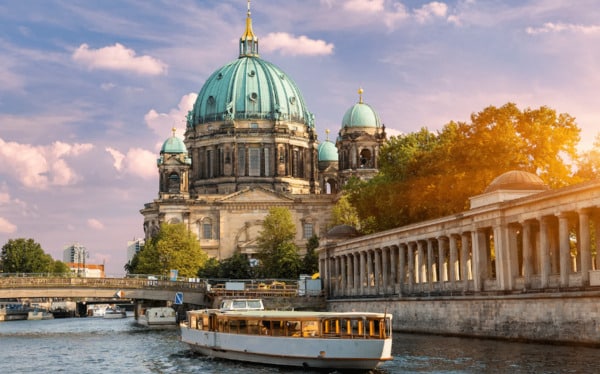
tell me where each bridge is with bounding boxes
[0,275,326,312]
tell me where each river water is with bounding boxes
[1,317,599,373]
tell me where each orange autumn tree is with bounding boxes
[345,103,581,233]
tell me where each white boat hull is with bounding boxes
[137,307,177,328]
[180,326,392,370]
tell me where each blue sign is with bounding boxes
[174,292,183,305]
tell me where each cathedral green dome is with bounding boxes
[342,88,381,128]
[188,56,313,128]
[318,140,338,161]
[160,132,187,154]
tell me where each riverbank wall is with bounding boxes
[328,290,600,346]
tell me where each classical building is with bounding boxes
[320,170,600,297]
[140,3,385,261]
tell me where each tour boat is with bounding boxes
[180,309,393,371]
[137,307,177,328]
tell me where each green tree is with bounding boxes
[197,257,220,278]
[1,238,56,273]
[133,223,208,278]
[301,234,320,275]
[256,207,301,278]
[331,194,359,228]
[575,134,600,182]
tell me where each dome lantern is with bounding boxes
[240,0,259,57]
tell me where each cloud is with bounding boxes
[87,218,105,230]
[0,139,93,190]
[145,93,197,138]
[72,43,168,75]
[261,32,334,56]
[343,0,384,13]
[414,2,448,23]
[526,22,600,35]
[0,217,17,234]
[106,147,156,179]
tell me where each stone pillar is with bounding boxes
[449,235,458,284]
[407,242,415,294]
[390,246,398,294]
[522,220,533,289]
[359,251,366,295]
[367,251,374,295]
[493,224,512,291]
[374,249,382,295]
[417,241,426,285]
[539,217,550,288]
[558,213,571,287]
[398,244,406,296]
[353,252,359,296]
[427,239,435,286]
[595,214,600,271]
[340,255,347,296]
[382,248,390,295]
[471,229,486,292]
[438,237,448,286]
[461,232,471,290]
[578,209,592,285]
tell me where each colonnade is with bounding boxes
[320,181,600,297]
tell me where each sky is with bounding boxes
[1,0,600,276]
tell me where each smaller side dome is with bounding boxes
[485,170,548,193]
[326,224,359,239]
[160,128,187,154]
[341,88,381,128]
[318,140,338,162]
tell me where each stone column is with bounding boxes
[367,250,374,295]
[427,239,435,286]
[382,248,390,295]
[578,209,592,285]
[522,220,533,289]
[417,241,426,285]
[390,246,398,294]
[374,249,382,295]
[353,252,360,296]
[340,255,347,296]
[449,235,458,285]
[438,237,448,287]
[595,213,600,271]
[359,251,366,296]
[539,217,551,288]
[398,244,406,296]
[407,242,415,294]
[471,230,486,292]
[558,213,571,287]
[461,232,471,290]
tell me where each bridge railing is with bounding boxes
[0,275,207,291]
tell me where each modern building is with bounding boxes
[62,242,87,264]
[140,3,385,261]
[126,238,145,263]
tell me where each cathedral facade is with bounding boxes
[140,4,386,260]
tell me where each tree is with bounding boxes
[301,234,320,275]
[132,223,208,278]
[256,207,301,278]
[1,238,65,273]
[575,134,600,182]
[347,103,582,232]
[331,194,359,228]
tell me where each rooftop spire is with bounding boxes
[240,0,259,57]
[358,87,364,104]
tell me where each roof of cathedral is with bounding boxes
[318,140,338,162]
[341,88,381,129]
[160,128,187,154]
[186,2,314,129]
[484,170,549,193]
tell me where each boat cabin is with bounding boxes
[187,310,392,340]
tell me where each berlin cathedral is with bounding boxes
[141,2,387,260]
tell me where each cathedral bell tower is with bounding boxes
[157,128,191,199]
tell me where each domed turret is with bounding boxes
[160,129,187,154]
[318,140,338,162]
[485,170,548,193]
[341,88,381,129]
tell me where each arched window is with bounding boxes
[168,173,180,193]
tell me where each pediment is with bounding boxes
[218,187,294,203]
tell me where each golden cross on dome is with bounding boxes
[358,87,364,104]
